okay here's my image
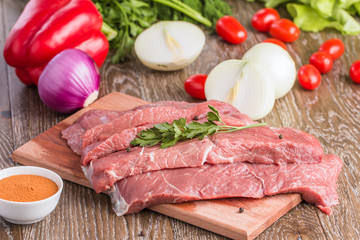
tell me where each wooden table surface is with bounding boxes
[1,0,360,239]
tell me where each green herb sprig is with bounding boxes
[131,105,267,149]
[93,0,232,62]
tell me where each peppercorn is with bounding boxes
[279,134,283,139]
[126,147,131,152]
[193,116,199,120]
[238,207,244,213]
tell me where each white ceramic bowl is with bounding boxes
[0,166,63,224]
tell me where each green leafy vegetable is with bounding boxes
[286,4,343,32]
[247,0,360,35]
[93,0,232,62]
[131,105,267,148]
[153,0,212,27]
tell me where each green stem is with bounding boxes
[219,123,267,133]
[113,0,130,32]
[113,0,131,53]
[101,22,118,41]
[153,0,212,27]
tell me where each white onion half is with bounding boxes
[205,60,275,120]
[134,21,205,71]
[242,43,296,99]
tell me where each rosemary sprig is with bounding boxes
[130,105,267,148]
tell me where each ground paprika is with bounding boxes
[0,175,58,202]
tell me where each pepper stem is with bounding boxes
[101,22,118,41]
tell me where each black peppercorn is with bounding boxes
[126,147,131,152]
[193,116,199,120]
[279,134,283,139]
[238,207,244,213]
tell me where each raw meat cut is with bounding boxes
[81,125,149,166]
[108,154,342,216]
[80,113,257,166]
[62,109,124,154]
[79,100,254,157]
[62,101,199,154]
[84,126,323,193]
[61,99,343,216]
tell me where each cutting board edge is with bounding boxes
[11,150,92,188]
[149,204,249,240]
[247,193,302,239]
[149,193,302,240]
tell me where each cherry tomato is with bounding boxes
[262,38,287,50]
[269,19,300,43]
[298,64,321,90]
[319,39,345,60]
[216,16,247,44]
[184,74,207,99]
[251,8,280,32]
[350,60,360,83]
[309,51,333,74]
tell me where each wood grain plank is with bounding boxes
[0,0,14,170]
[0,0,24,239]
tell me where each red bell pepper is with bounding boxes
[3,0,109,85]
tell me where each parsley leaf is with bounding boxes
[131,105,267,148]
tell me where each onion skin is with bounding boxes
[38,49,100,113]
[242,43,296,99]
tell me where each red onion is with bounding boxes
[38,49,100,113]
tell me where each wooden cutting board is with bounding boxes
[11,92,302,240]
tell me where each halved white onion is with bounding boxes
[205,60,275,120]
[134,21,206,71]
[242,43,296,99]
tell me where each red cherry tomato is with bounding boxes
[298,64,321,90]
[319,39,345,60]
[184,74,207,99]
[350,60,360,83]
[251,8,280,32]
[269,19,300,43]
[309,51,333,74]
[262,38,287,50]
[216,16,247,44]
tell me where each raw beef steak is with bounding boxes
[80,113,258,166]
[108,154,342,216]
[84,126,323,193]
[62,101,199,154]
[79,100,254,157]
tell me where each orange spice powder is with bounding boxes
[0,175,58,202]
